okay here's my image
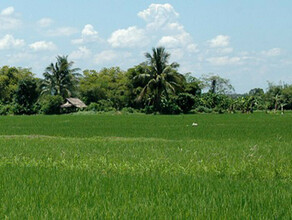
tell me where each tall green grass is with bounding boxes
[0,113,291,218]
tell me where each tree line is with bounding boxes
[0,47,291,115]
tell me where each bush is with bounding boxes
[0,104,13,115]
[192,96,204,109]
[12,103,39,115]
[189,109,197,114]
[86,100,116,112]
[86,103,99,112]
[176,93,196,113]
[121,107,136,114]
[40,95,63,115]
[195,106,212,113]
[143,105,155,114]
[213,106,225,114]
[12,103,29,115]
[160,98,182,115]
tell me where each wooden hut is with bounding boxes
[61,98,87,109]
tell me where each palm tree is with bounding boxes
[135,47,184,111]
[42,55,80,99]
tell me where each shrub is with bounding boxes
[40,95,63,115]
[121,107,136,114]
[86,100,116,112]
[143,105,155,114]
[213,106,225,114]
[176,93,196,113]
[0,104,13,115]
[12,103,29,115]
[195,106,212,113]
[160,98,182,115]
[86,103,99,112]
[12,103,39,115]
[189,109,197,114]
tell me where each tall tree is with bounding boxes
[80,67,129,109]
[249,88,264,97]
[183,73,203,96]
[0,66,33,103]
[14,77,39,114]
[135,47,184,111]
[201,74,234,94]
[42,55,80,99]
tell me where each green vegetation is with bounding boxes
[1,46,291,217]
[0,113,292,218]
[42,55,81,99]
[0,47,291,115]
[135,47,184,112]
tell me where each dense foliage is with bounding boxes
[42,55,80,99]
[0,47,291,115]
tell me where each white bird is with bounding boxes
[192,122,198,127]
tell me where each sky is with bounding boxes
[0,0,291,93]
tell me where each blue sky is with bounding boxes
[0,0,291,93]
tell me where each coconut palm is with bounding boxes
[42,55,80,99]
[135,47,184,111]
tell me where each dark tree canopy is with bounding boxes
[14,77,39,114]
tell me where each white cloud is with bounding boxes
[168,48,184,60]
[29,41,57,51]
[0,34,25,50]
[136,3,198,59]
[6,52,35,63]
[94,50,118,64]
[165,22,184,32]
[105,3,197,61]
[281,59,292,66]
[207,56,241,66]
[47,27,78,37]
[1,7,14,16]
[158,32,192,48]
[187,44,199,53]
[70,46,91,59]
[138,3,179,30]
[94,50,132,65]
[158,36,179,47]
[217,47,234,54]
[37,18,53,28]
[72,24,102,44]
[82,24,98,36]
[157,32,198,58]
[209,35,230,48]
[261,48,282,57]
[0,7,21,30]
[0,17,21,30]
[108,26,148,48]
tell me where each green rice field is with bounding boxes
[0,113,292,218]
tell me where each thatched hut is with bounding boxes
[61,98,87,109]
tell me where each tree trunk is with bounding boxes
[154,90,162,112]
[274,102,278,113]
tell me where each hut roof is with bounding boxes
[61,98,87,108]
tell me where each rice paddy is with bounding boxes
[0,113,292,218]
